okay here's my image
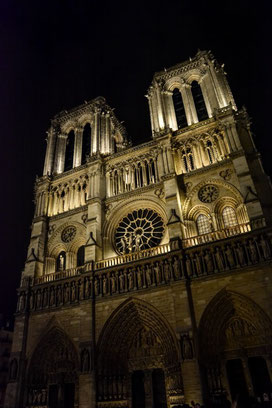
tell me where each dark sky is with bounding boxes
[0,0,271,322]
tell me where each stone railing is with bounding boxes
[16,229,272,314]
[183,223,251,248]
[94,242,173,270]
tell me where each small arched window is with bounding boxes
[77,246,85,267]
[64,130,75,172]
[206,140,215,164]
[181,148,194,172]
[57,251,66,271]
[196,214,212,235]
[191,81,209,121]
[222,206,238,227]
[82,123,91,164]
[172,88,187,129]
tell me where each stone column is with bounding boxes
[155,82,166,130]
[54,134,67,174]
[199,76,213,118]
[105,113,111,154]
[182,83,198,125]
[74,127,83,167]
[43,126,57,176]
[144,370,153,408]
[93,108,101,154]
[241,358,254,397]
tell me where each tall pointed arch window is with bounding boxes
[191,81,209,121]
[196,214,212,235]
[77,246,85,267]
[82,123,91,164]
[222,206,238,227]
[181,148,195,172]
[64,130,75,172]
[206,140,216,164]
[172,88,187,129]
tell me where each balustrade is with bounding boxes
[17,229,272,315]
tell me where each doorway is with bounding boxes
[226,359,249,407]
[48,383,75,408]
[248,357,272,398]
[132,371,145,408]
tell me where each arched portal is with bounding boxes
[27,326,79,408]
[97,298,183,408]
[198,290,272,407]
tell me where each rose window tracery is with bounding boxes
[115,209,165,254]
[61,226,76,243]
[198,184,219,203]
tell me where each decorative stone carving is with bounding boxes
[198,184,219,203]
[181,334,194,360]
[61,226,76,243]
[115,209,165,255]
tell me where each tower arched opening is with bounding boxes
[191,80,209,122]
[64,130,75,172]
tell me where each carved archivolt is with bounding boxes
[47,221,86,257]
[97,297,181,370]
[103,196,168,251]
[183,178,243,218]
[198,289,272,362]
[27,325,79,404]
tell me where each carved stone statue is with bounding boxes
[120,237,126,254]
[248,240,257,263]
[173,257,180,279]
[194,253,202,276]
[103,276,108,294]
[119,272,125,291]
[81,348,90,373]
[110,274,116,293]
[260,235,271,260]
[145,265,152,286]
[127,234,133,253]
[128,270,134,290]
[71,283,76,302]
[136,267,142,288]
[163,259,171,282]
[186,255,193,277]
[64,284,69,303]
[135,234,141,252]
[236,242,246,266]
[154,262,161,284]
[215,247,224,270]
[94,278,100,296]
[204,251,214,274]
[225,245,235,268]
[181,334,193,360]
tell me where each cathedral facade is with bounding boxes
[4,51,272,408]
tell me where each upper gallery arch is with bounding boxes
[43,97,129,176]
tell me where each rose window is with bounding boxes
[115,209,165,254]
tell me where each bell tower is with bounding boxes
[5,52,272,408]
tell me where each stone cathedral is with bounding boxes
[4,51,272,408]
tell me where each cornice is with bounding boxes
[105,181,164,204]
[49,205,88,221]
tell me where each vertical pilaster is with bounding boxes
[74,127,83,167]
[43,126,57,176]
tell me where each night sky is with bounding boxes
[0,0,271,323]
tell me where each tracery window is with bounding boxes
[222,206,238,228]
[191,81,209,121]
[196,214,212,235]
[182,148,195,172]
[206,140,215,164]
[82,123,91,164]
[172,88,187,129]
[115,209,165,254]
[64,130,75,172]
